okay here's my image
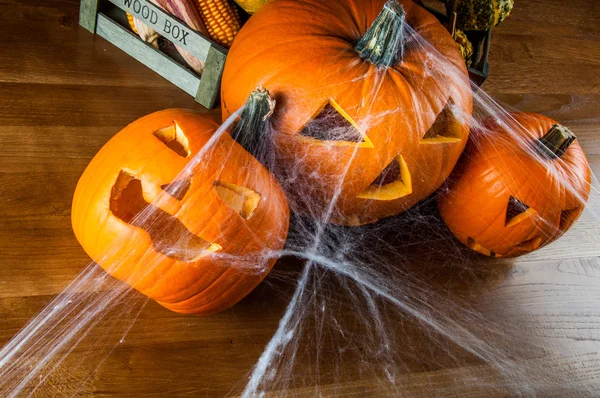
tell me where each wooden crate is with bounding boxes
[79,0,227,109]
[416,1,492,86]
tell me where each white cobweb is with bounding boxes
[1,1,600,397]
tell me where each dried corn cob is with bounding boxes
[126,13,159,49]
[154,0,210,74]
[126,13,138,34]
[192,0,241,48]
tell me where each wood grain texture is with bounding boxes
[1,0,599,396]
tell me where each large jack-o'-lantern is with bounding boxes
[221,0,472,225]
[72,109,289,315]
[438,112,591,258]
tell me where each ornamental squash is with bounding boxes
[453,29,473,66]
[72,105,289,315]
[221,0,472,226]
[446,0,514,31]
[438,112,591,258]
[233,0,270,14]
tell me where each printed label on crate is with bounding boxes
[109,0,212,61]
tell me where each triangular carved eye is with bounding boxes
[420,99,463,144]
[153,123,190,157]
[357,155,412,200]
[299,99,374,148]
[467,237,496,257]
[214,181,262,220]
[505,196,537,227]
[559,207,581,231]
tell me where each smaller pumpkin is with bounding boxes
[72,97,289,315]
[438,112,591,258]
[446,0,514,31]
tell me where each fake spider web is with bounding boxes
[1,2,600,397]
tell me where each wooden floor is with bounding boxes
[1,0,599,396]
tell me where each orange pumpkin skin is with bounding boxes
[438,112,591,258]
[72,109,289,315]
[221,0,472,226]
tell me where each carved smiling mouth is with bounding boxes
[110,170,221,262]
[109,170,263,262]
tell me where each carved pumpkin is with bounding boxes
[438,112,591,258]
[221,0,472,226]
[72,109,289,315]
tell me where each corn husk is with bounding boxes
[127,13,160,49]
[154,0,208,75]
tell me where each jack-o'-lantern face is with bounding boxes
[221,0,472,225]
[438,112,591,258]
[72,109,289,315]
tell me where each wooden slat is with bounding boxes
[96,13,201,97]
[107,0,217,61]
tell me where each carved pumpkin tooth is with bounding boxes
[161,178,192,201]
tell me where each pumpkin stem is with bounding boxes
[232,86,276,159]
[355,0,406,68]
[537,124,577,159]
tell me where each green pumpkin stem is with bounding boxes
[537,124,577,159]
[355,0,406,67]
[232,86,276,159]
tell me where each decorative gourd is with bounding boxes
[438,112,591,258]
[233,0,270,14]
[446,0,514,31]
[221,0,472,226]
[453,29,473,66]
[72,107,289,315]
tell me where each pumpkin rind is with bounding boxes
[438,112,591,258]
[72,109,290,315]
[221,0,472,225]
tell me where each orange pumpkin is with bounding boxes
[72,109,289,315]
[221,0,472,225]
[438,112,591,258]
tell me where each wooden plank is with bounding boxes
[95,13,201,98]
[196,46,227,109]
[78,0,100,33]
[106,0,223,62]
[1,0,600,396]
